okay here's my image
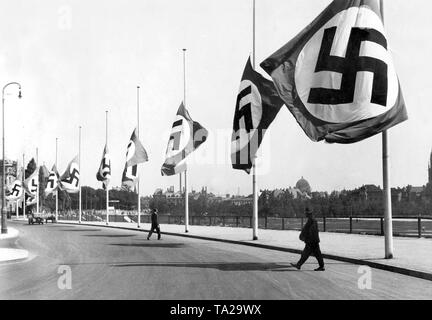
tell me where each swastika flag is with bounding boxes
[96,144,111,189]
[260,0,407,144]
[231,57,284,173]
[60,156,80,193]
[161,102,208,176]
[121,128,148,190]
[6,179,24,201]
[45,164,59,196]
[24,168,39,197]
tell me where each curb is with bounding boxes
[58,221,432,282]
[0,248,29,264]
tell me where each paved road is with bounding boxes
[1,221,431,299]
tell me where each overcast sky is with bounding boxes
[0,0,430,196]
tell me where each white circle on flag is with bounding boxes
[166,114,192,158]
[295,6,399,123]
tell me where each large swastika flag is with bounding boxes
[161,102,208,176]
[260,0,407,144]
[231,57,284,173]
[45,164,59,196]
[24,168,39,197]
[60,156,80,193]
[6,179,23,201]
[121,128,148,190]
[96,144,111,189]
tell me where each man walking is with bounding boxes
[147,208,161,240]
[291,208,325,271]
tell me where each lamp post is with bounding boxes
[1,82,22,234]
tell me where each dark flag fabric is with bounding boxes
[60,156,80,193]
[231,57,284,173]
[161,102,208,176]
[96,144,111,189]
[121,128,148,190]
[260,0,407,144]
[45,165,59,196]
[40,165,50,181]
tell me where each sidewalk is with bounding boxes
[58,220,432,281]
[0,227,29,263]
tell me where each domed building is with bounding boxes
[295,177,312,195]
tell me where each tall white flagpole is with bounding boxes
[380,0,393,259]
[78,126,82,224]
[55,138,58,222]
[22,153,25,218]
[15,158,18,219]
[36,148,39,214]
[105,111,109,226]
[183,48,189,233]
[137,86,141,228]
[251,0,259,240]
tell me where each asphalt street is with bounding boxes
[1,221,431,300]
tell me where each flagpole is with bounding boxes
[380,0,393,259]
[55,138,58,222]
[137,86,141,228]
[22,153,25,219]
[36,148,39,215]
[251,0,258,240]
[15,158,18,219]
[105,110,109,226]
[183,48,189,233]
[78,126,82,224]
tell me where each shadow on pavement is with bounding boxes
[111,261,297,272]
[84,234,137,238]
[109,242,185,248]
[57,229,102,232]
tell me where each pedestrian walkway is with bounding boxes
[58,220,432,280]
[0,227,29,263]
[0,227,19,240]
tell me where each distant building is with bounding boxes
[295,176,312,194]
[0,159,18,211]
[222,195,253,206]
[153,186,184,206]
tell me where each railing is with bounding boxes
[58,213,432,238]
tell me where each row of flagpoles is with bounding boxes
[3,0,406,259]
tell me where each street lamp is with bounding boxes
[1,82,22,234]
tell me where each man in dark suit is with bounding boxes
[147,209,161,240]
[291,208,325,271]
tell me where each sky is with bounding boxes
[0,0,431,197]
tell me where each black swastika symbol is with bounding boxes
[48,174,56,189]
[234,86,253,134]
[11,184,21,196]
[30,179,38,192]
[64,168,79,187]
[308,27,388,106]
[169,119,183,151]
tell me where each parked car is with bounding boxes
[28,213,44,225]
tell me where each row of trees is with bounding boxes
[149,186,432,218]
[17,158,432,217]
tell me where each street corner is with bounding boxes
[0,248,29,263]
[0,227,19,241]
